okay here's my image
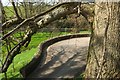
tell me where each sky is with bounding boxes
[1,0,96,6]
[1,0,59,6]
[1,0,120,6]
[1,0,12,6]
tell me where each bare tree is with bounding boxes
[11,1,21,19]
[1,2,92,73]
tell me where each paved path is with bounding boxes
[28,37,90,78]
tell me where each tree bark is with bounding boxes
[0,0,5,23]
[85,2,120,78]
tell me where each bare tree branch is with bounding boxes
[11,1,21,19]
[2,18,24,30]
[1,2,92,40]
[1,18,32,40]
[1,2,79,40]
[1,27,37,72]
[33,2,80,19]
[1,2,94,73]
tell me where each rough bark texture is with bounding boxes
[85,2,120,78]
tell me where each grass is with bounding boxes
[0,31,91,79]
[4,6,14,19]
[3,5,51,19]
[4,6,25,19]
[0,32,69,78]
[2,5,91,79]
[5,48,38,78]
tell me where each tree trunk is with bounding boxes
[0,0,5,23]
[85,2,120,78]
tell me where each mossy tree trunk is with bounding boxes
[85,1,120,78]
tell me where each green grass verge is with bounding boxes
[0,32,68,78]
[4,6,14,19]
[0,32,51,78]
[0,31,91,79]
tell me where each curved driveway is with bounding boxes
[27,37,90,78]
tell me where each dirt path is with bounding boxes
[27,37,90,78]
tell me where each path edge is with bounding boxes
[20,33,90,78]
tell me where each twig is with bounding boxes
[11,1,21,19]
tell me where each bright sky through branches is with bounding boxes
[1,0,59,6]
[1,0,120,6]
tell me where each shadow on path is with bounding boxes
[27,37,90,78]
